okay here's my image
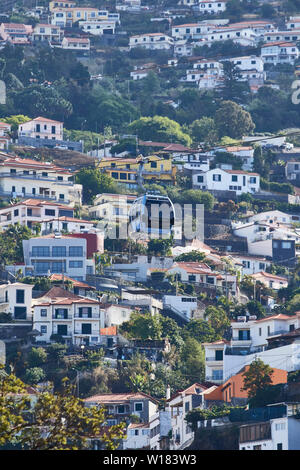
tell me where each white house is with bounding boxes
[228,55,264,72]
[22,234,94,281]
[167,262,238,297]
[286,17,300,30]
[261,41,300,65]
[121,288,163,316]
[171,22,214,40]
[239,403,300,451]
[18,117,63,141]
[244,210,296,226]
[129,33,174,50]
[0,199,74,231]
[174,40,193,57]
[78,20,116,35]
[163,294,200,321]
[0,121,12,151]
[88,193,136,226]
[192,168,260,195]
[202,26,257,47]
[103,304,134,327]
[0,282,33,320]
[249,271,289,290]
[32,23,63,43]
[61,37,90,51]
[286,161,300,182]
[230,254,271,276]
[160,383,210,449]
[124,416,161,450]
[33,286,104,346]
[194,1,227,14]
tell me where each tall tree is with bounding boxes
[241,359,274,398]
[215,100,255,139]
[220,61,250,103]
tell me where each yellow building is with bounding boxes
[97,155,177,189]
[51,5,109,26]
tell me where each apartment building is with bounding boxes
[0,157,82,206]
[0,282,33,321]
[264,30,300,43]
[32,24,63,43]
[203,26,257,47]
[0,23,32,45]
[261,41,300,65]
[98,155,177,189]
[192,169,260,195]
[129,33,174,50]
[22,234,93,281]
[33,286,104,345]
[51,6,110,27]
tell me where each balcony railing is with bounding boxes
[0,172,74,185]
[0,190,69,204]
[232,337,252,342]
[205,375,223,382]
[53,314,71,320]
[206,357,223,362]
[74,313,100,319]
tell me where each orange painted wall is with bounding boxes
[205,366,288,402]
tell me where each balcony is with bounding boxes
[0,190,69,204]
[53,315,71,320]
[0,171,74,185]
[206,356,223,364]
[231,338,252,347]
[74,313,100,319]
[205,375,223,384]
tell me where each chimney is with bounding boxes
[166,385,171,400]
